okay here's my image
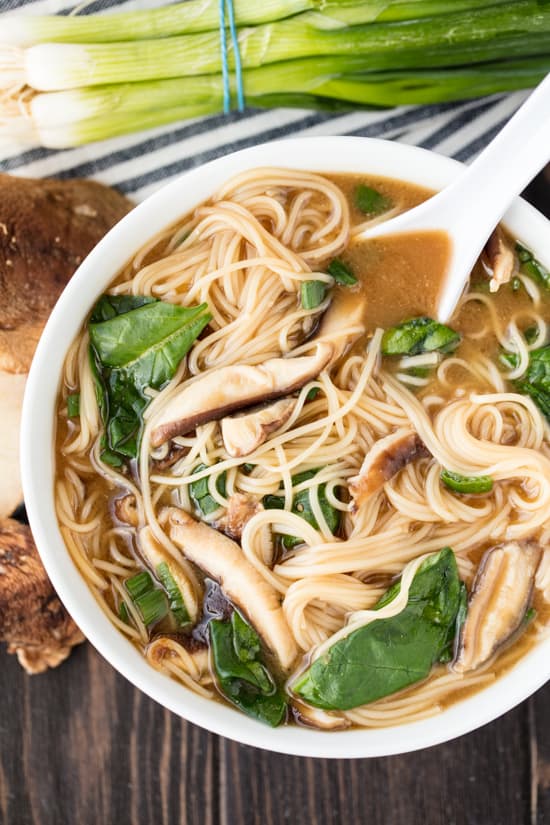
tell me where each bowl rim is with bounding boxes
[21,135,550,759]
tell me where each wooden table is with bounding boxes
[1,172,549,825]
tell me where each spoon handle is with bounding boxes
[446,73,550,237]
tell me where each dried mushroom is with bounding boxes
[0,518,84,673]
[0,372,26,519]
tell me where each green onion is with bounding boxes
[133,589,169,626]
[124,571,168,626]
[125,570,154,600]
[67,393,80,418]
[156,561,190,626]
[511,276,522,292]
[190,463,227,516]
[301,280,327,309]
[327,258,357,286]
[441,470,493,494]
[2,1,518,46]
[2,3,550,147]
[355,184,392,215]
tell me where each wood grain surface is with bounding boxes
[1,172,549,825]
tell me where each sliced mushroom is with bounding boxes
[483,226,518,293]
[139,526,200,623]
[292,699,350,730]
[0,518,84,673]
[162,506,298,670]
[454,541,541,673]
[316,291,367,364]
[216,493,263,540]
[221,398,296,458]
[0,372,26,519]
[150,343,332,448]
[113,493,139,527]
[349,427,428,511]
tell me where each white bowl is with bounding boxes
[21,136,550,758]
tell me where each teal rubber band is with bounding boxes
[219,0,245,114]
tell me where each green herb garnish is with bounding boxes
[301,280,327,309]
[441,470,493,494]
[355,184,392,216]
[327,258,357,286]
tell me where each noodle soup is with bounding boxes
[55,168,550,730]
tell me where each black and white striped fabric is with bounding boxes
[0,0,529,199]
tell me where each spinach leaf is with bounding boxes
[189,463,227,516]
[263,469,340,549]
[327,258,357,286]
[516,243,550,290]
[89,297,211,465]
[210,611,287,727]
[504,345,550,422]
[90,294,156,323]
[293,547,462,710]
[355,184,392,216]
[382,317,461,356]
[441,470,493,494]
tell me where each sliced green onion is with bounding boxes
[327,258,357,286]
[134,589,169,626]
[354,184,393,215]
[67,393,80,418]
[125,570,154,600]
[156,561,190,626]
[301,280,327,309]
[190,463,227,516]
[511,276,522,292]
[441,470,493,494]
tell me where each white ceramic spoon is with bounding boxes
[358,73,550,322]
